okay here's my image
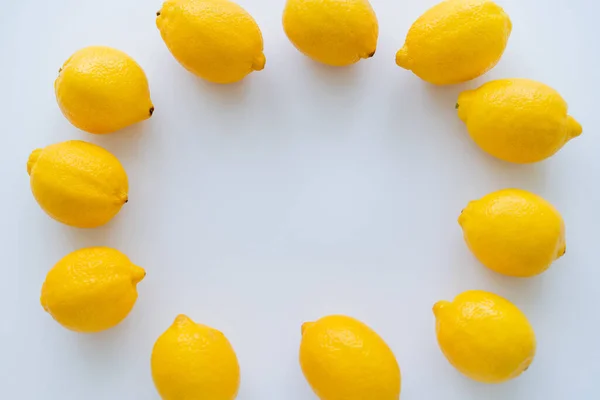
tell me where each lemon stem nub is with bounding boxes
[149,106,155,116]
[131,265,146,284]
[566,115,582,139]
[395,47,411,70]
[433,301,450,317]
[174,314,193,328]
[27,149,42,175]
[301,322,314,335]
[252,54,266,71]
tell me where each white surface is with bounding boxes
[1,0,599,398]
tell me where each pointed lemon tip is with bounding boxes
[361,48,376,59]
[174,314,193,328]
[40,294,48,312]
[117,192,128,205]
[566,115,582,139]
[557,243,566,259]
[27,149,42,175]
[252,53,266,71]
[301,322,315,335]
[155,9,164,28]
[395,47,411,70]
[456,90,475,122]
[131,265,146,284]
[433,301,450,318]
[457,210,466,227]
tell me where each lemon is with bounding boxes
[28,140,129,228]
[396,0,511,85]
[157,0,265,84]
[151,315,240,400]
[283,0,378,67]
[300,315,401,400]
[41,247,145,333]
[434,290,536,383]
[457,79,583,163]
[459,189,565,277]
[55,46,154,134]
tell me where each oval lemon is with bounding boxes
[28,140,129,228]
[41,247,145,333]
[457,78,582,163]
[157,0,265,84]
[459,188,565,277]
[283,0,378,66]
[151,315,240,400]
[55,46,153,134]
[396,0,511,84]
[300,315,401,400]
[434,290,536,383]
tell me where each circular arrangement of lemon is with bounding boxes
[41,247,145,333]
[55,46,154,134]
[300,315,401,400]
[283,0,379,66]
[24,0,588,397]
[157,0,265,84]
[396,0,512,85]
[457,78,582,163]
[459,188,566,277]
[28,140,129,228]
[151,315,240,400]
[434,290,536,383]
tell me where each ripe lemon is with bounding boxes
[300,315,401,400]
[151,315,240,400]
[434,290,536,383]
[157,0,266,84]
[283,0,378,67]
[28,140,129,228]
[41,247,145,333]
[396,0,511,85]
[55,46,154,134]
[457,78,582,163]
[459,189,565,277]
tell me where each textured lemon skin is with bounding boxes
[458,79,582,163]
[55,46,153,134]
[459,189,565,277]
[40,247,145,333]
[434,290,536,384]
[28,141,129,228]
[283,0,379,67]
[151,315,240,400]
[396,0,511,85]
[157,0,265,84]
[300,315,401,400]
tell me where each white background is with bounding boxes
[1,0,598,398]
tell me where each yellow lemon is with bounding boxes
[157,0,265,84]
[151,315,240,400]
[396,0,511,85]
[457,79,582,163]
[300,315,401,400]
[41,247,145,333]
[459,189,565,277]
[434,290,536,383]
[28,140,129,228]
[55,46,154,134]
[283,0,378,67]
